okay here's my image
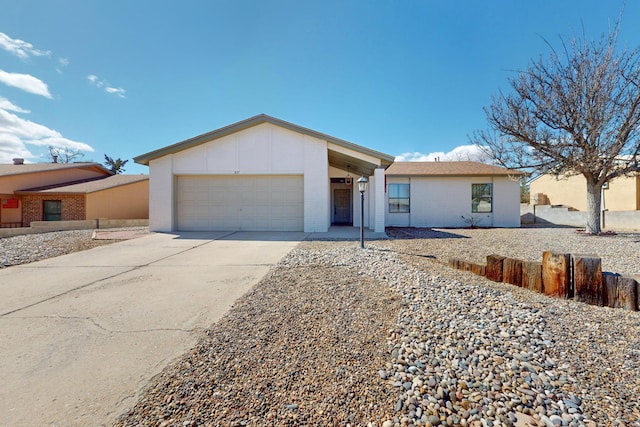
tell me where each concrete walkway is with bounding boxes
[306,225,388,241]
[0,231,304,427]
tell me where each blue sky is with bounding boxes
[1,0,638,174]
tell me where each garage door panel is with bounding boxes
[177,175,303,231]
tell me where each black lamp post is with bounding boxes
[357,176,368,249]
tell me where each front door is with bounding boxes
[333,189,351,224]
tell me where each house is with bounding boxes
[530,173,640,211]
[134,114,394,232]
[0,159,149,227]
[385,161,524,228]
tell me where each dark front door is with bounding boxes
[333,189,351,224]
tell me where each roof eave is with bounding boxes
[86,177,149,193]
[386,173,525,177]
[134,114,395,165]
[15,190,86,195]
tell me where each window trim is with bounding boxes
[43,200,62,221]
[471,183,493,213]
[388,183,410,213]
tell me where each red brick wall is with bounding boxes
[21,195,86,226]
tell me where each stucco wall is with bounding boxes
[1,194,21,224]
[492,177,521,227]
[148,156,174,231]
[606,175,640,211]
[86,180,149,219]
[530,174,639,211]
[386,176,520,228]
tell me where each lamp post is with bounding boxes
[357,176,368,249]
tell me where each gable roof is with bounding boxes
[0,162,111,177]
[16,174,148,194]
[133,114,395,167]
[386,161,525,176]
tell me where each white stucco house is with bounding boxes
[385,161,524,228]
[134,114,394,233]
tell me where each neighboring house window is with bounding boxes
[472,183,492,213]
[43,200,62,221]
[389,183,410,213]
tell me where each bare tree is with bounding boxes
[48,146,85,163]
[103,154,128,174]
[472,27,640,234]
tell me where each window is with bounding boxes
[388,183,410,213]
[472,183,492,213]
[43,200,62,221]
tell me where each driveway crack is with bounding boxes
[3,315,206,334]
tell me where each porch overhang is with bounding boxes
[328,142,393,176]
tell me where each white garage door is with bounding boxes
[176,175,304,231]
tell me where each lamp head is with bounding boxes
[357,175,368,193]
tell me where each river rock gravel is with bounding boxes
[115,255,402,426]
[115,227,640,427]
[3,227,639,426]
[0,229,113,267]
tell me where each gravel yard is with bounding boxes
[0,227,149,267]
[2,227,639,426]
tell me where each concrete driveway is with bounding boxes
[0,231,304,426]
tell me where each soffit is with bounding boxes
[328,149,382,176]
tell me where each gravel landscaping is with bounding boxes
[0,227,149,267]
[2,226,639,426]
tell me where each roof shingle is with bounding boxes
[16,174,148,194]
[0,162,110,177]
[385,161,525,176]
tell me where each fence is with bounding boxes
[520,204,640,231]
[449,252,639,312]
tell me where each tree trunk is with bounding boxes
[585,179,602,234]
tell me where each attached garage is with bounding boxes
[176,175,303,231]
[134,114,394,233]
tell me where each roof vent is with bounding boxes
[12,158,24,165]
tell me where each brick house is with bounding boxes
[0,159,148,228]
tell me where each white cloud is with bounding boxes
[0,69,52,98]
[87,74,126,98]
[105,86,126,98]
[0,97,30,113]
[0,133,32,162]
[0,107,93,163]
[87,74,100,85]
[0,33,96,163]
[396,144,492,163]
[0,32,51,60]
[56,57,69,74]
[26,136,94,151]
